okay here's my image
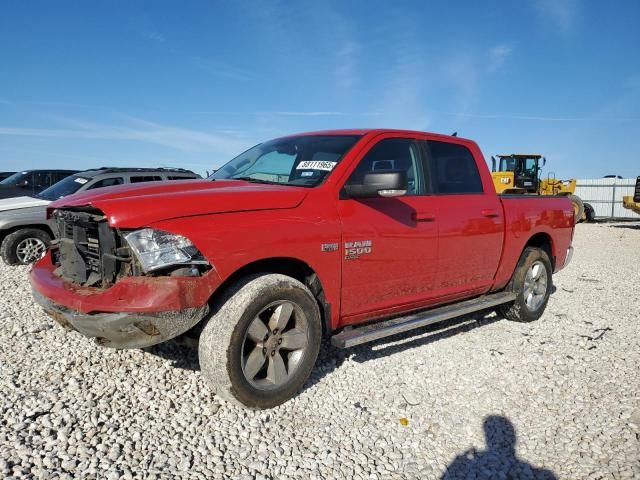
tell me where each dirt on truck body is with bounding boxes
[30,129,575,408]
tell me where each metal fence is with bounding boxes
[574,178,639,220]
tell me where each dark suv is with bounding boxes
[0,167,201,265]
[0,170,79,199]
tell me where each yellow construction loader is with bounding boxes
[622,176,640,215]
[490,153,593,222]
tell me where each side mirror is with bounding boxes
[491,156,496,172]
[542,157,547,167]
[16,180,29,187]
[343,170,408,199]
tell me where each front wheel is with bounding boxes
[498,247,553,322]
[199,274,322,409]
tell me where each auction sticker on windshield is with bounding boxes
[296,161,337,171]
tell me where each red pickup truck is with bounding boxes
[31,129,574,408]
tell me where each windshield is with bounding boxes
[211,135,362,187]
[37,175,89,201]
[0,171,29,186]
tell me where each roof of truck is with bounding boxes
[283,128,470,142]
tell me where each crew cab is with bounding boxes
[30,129,575,408]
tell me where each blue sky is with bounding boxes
[1,0,639,178]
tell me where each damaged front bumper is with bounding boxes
[33,289,208,349]
[30,253,220,349]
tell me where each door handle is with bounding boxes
[412,211,436,222]
[481,209,500,218]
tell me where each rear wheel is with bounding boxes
[583,203,596,223]
[498,247,553,322]
[1,228,51,265]
[568,194,584,223]
[199,274,322,409]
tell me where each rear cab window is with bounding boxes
[424,140,483,194]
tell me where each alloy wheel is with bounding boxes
[15,238,47,264]
[523,260,548,311]
[241,300,309,390]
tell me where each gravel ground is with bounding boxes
[1,222,639,479]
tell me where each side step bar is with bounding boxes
[331,291,516,349]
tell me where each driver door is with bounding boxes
[337,136,440,323]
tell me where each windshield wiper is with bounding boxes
[233,176,283,185]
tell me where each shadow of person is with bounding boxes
[442,416,557,480]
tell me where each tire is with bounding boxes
[498,247,553,323]
[199,274,322,409]
[1,228,51,266]
[568,194,584,223]
[584,203,596,223]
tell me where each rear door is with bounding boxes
[338,135,439,322]
[422,139,504,298]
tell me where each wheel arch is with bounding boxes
[207,257,331,336]
[0,224,55,248]
[524,232,555,270]
[0,224,55,243]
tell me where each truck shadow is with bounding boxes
[145,311,503,377]
[146,288,558,395]
[145,336,200,371]
[342,311,502,364]
[343,285,556,364]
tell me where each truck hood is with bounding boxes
[0,195,50,212]
[50,179,308,228]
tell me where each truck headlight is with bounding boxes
[124,228,208,272]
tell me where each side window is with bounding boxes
[32,172,51,189]
[130,175,162,183]
[426,140,483,194]
[345,138,423,195]
[86,177,124,190]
